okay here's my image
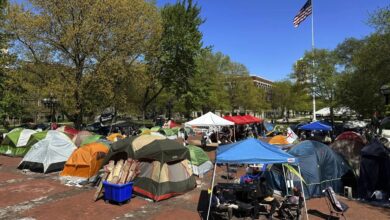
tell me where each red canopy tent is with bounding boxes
[223,116,246,125]
[244,115,262,123]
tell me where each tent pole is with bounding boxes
[206,163,217,220]
[233,126,236,142]
[282,164,289,195]
[298,165,309,220]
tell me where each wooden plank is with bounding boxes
[93,160,115,201]
[110,159,124,184]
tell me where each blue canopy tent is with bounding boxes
[299,121,332,131]
[206,138,309,220]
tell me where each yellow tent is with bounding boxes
[268,135,289,145]
[107,133,124,142]
[60,142,109,178]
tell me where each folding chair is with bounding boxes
[323,187,349,220]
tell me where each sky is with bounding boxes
[157,0,389,81]
[10,0,389,81]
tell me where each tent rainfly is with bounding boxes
[0,128,37,156]
[206,138,308,220]
[18,131,77,173]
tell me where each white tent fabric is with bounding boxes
[17,129,37,147]
[20,131,76,173]
[315,107,355,116]
[185,112,234,127]
[189,160,213,176]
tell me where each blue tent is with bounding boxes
[207,138,309,220]
[298,121,332,131]
[216,138,297,164]
[282,140,353,198]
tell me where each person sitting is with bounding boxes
[253,177,280,220]
[211,186,239,219]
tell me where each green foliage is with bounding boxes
[6,0,162,127]
[139,0,203,117]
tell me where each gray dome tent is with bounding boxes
[287,140,355,198]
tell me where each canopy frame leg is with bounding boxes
[298,165,309,220]
[206,163,217,220]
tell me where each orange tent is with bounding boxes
[268,135,289,145]
[107,133,124,142]
[60,142,109,178]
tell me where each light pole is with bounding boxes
[166,99,173,120]
[42,94,58,123]
[380,84,390,105]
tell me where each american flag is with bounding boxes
[293,0,312,28]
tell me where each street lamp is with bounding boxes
[380,84,390,105]
[42,94,58,123]
[166,99,173,120]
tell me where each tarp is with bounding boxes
[358,138,390,199]
[0,128,37,156]
[61,141,110,178]
[287,140,354,198]
[299,121,332,131]
[18,131,77,173]
[185,112,234,127]
[223,115,262,125]
[216,138,297,164]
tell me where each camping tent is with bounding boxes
[335,131,366,144]
[72,130,93,146]
[0,128,37,156]
[18,131,77,173]
[287,140,354,198]
[187,145,213,176]
[185,112,234,127]
[315,107,354,117]
[298,121,332,131]
[107,133,124,142]
[207,138,307,220]
[80,134,102,147]
[60,141,110,178]
[103,135,196,201]
[358,138,390,200]
[56,126,79,139]
[269,135,289,145]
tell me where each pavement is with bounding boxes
[1,153,389,220]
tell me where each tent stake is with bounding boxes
[298,165,309,220]
[206,163,217,220]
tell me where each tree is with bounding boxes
[292,49,339,124]
[335,5,390,117]
[6,0,162,128]
[140,0,203,117]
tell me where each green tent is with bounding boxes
[186,145,213,176]
[0,128,37,156]
[80,135,102,147]
[171,127,180,135]
[187,145,209,166]
[102,135,196,201]
[151,126,162,132]
[160,128,175,137]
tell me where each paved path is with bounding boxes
[0,155,389,220]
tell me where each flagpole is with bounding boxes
[311,0,317,121]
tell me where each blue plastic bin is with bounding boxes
[103,181,133,203]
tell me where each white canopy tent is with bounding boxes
[315,107,355,117]
[185,112,234,127]
[185,112,235,143]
